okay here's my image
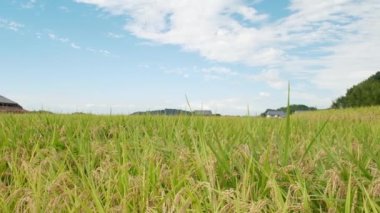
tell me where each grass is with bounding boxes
[0,107,380,212]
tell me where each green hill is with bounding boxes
[332,71,380,108]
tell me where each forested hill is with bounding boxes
[332,71,380,108]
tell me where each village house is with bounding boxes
[262,109,286,118]
[0,95,24,112]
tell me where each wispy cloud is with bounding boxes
[21,0,37,9]
[161,66,240,81]
[290,91,332,108]
[1,17,116,57]
[47,32,81,50]
[70,43,81,49]
[200,67,238,80]
[75,0,277,65]
[48,33,69,43]
[247,69,287,89]
[86,48,112,56]
[75,0,380,100]
[259,92,271,98]
[44,32,114,56]
[0,18,24,32]
[58,6,70,13]
[163,67,190,78]
[162,65,289,90]
[107,32,124,39]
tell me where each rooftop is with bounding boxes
[264,109,286,117]
[0,95,18,104]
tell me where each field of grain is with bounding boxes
[0,107,380,212]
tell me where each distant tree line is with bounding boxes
[277,104,317,114]
[332,71,380,108]
[261,104,317,116]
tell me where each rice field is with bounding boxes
[0,107,380,212]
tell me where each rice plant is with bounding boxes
[0,107,379,212]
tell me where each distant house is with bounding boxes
[193,110,212,116]
[0,95,24,112]
[262,109,286,118]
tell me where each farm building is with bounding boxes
[263,109,286,118]
[0,95,24,112]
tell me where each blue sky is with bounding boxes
[1,0,379,115]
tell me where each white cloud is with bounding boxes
[163,67,190,78]
[59,6,70,13]
[21,0,37,9]
[70,43,81,49]
[200,66,238,80]
[107,32,124,39]
[75,0,278,65]
[44,31,113,56]
[275,0,380,91]
[259,92,270,97]
[86,47,115,56]
[0,18,24,32]
[163,66,242,81]
[75,0,380,104]
[201,67,238,76]
[234,5,268,22]
[290,91,332,109]
[48,33,69,43]
[248,69,287,89]
[98,49,111,55]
